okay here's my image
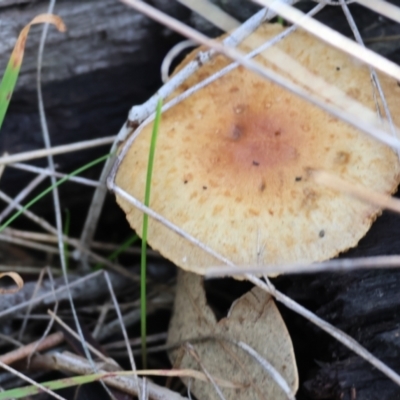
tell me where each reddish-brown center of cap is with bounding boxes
[203,103,307,183]
[225,110,300,169]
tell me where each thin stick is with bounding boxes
[0,189,57,232]
[47,310,112,364]
[52,351,194,399]
[18,267,54,341]
[0,232,59,254]
[104,271,139,390]
[0,187,138,281]
[37,0,97,379]
[253,0,400,81]
[92,301,111,339]
[77,150,118,270]
[312,170,400,214]
[356,0,400,24]
[11,162,102,187]
[0,136,115,166]
[340,0,398,157]
[176,0,240,31]
[0,332,64,365]
[26,269,60,367]
[120,0,298,137]
[0,270,104,320]
[0,265,60,274]
[236,341,294,400]
[161,40,196,83]
[4,227,151,255]
[0,359,66,400]
[206,255,400,277]
[247,275,400,387]
[0,173,48,222]
[0,154,111,231]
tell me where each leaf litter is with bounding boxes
[167,271,298,399]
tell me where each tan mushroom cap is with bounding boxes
[115,24,400,275]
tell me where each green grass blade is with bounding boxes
[0,14,65,130]
[94,234,139,270]
[0,373,107,399]
[0,153,113,233]
[141,99,162,368]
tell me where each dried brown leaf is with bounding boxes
[167,271,298,399]
[0,272,24,294]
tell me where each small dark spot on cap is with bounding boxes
[252,160,260,166]
[184,180,188,184]
[231,125,243,141]
[203,186,207,190]
[295,176,302,182]
[334,151,350,165]
[319,230,325,238]
[195,53,204,66]
[259,180,266,192]
[336,66,341,71]
[274,130,281,137]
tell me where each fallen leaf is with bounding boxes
[0,272,24,294]
[167,271,298,399]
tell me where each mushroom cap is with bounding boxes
[115,24,400,275]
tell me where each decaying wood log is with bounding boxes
[0,0,190,91]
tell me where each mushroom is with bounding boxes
[114,24,400,275]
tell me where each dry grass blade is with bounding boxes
[0,173,48,222]
[11,162,102,187]
[0,359,66,400]
[47,309,112,363]
[103,271,139,390]
[313,170,400,214]
[0,232,59,254]
[0,136,115,165]
[0,189,138,280]
[356,0,400,24]
[254,0,400,80]
[206,255,400,277]
[177,0,240,31]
